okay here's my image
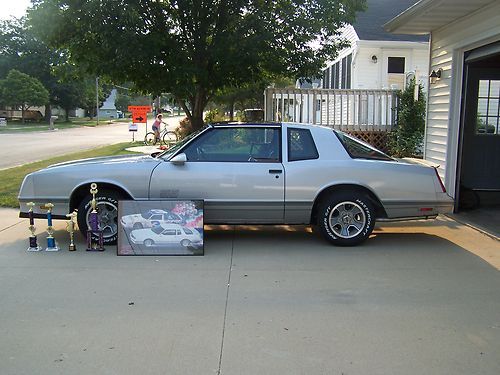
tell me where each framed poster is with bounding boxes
[117,200,204,256]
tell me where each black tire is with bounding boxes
[162,131,177,147]
[317,192,375,246]
[77,189,123,246]
[144,132,157,145]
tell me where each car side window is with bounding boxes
[183,127,280,162]
[163,229,177,236]
[288,128,319,161]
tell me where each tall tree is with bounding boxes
[31,0,365,131]
[0,69,49,123]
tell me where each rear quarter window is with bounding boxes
[334,131,393,161]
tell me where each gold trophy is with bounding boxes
[66,210,78,251]
[86,183,104,251]
[27,202,42,252]
[43,203,60,251]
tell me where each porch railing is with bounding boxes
[264,88,399,132]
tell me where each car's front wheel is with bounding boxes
[77,189,123,246]
[317,192,375,246]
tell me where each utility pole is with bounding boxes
[96,76,100,125]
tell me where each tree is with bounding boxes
[388,79,426,158]
[0,69,49,122]
[0,17,110,122]
[31,0,365,131]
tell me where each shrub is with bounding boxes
[388,78,426,158]
[175,117,193,139]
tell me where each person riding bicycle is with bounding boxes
[152,114,165,143]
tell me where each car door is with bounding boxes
[149,126,285,223]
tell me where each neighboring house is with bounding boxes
[322,0,429,91]
[98,88,118,119]
[385,0,500,212]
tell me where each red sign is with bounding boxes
[128,105,152,112]
[132,111,148,123]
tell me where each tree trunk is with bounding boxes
[229,98,235,121]
[65,108,70,122]
[44,104,52,123]
[176,88,208,133]
[21,106,26,124]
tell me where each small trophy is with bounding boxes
[66,210,78,251]
[27,202,42,252]
[43,203,60,251]
[86,183,105,251]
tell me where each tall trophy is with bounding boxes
[43,203,60,251]
[66,210,78,251]
[86,183,105,251]
[26,202,42,252]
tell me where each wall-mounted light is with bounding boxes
[371,55,378,64]
[429,68,442,84]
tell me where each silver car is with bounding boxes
[18,122,453,246]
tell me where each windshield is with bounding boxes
[157,127,208,159]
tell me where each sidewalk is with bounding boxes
[1,209,499,375]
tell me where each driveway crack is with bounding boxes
[217,225,235,375]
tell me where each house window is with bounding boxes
[325,68,330,89]
[346,54,352,89]
[388,57,405,74]
[477,79,500,135]
[335,63,340,89]
[341,57,347,89]
[331,65,336,89]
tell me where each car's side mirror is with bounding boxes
[170,153,187,165]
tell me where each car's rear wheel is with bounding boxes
[317,192,375,246]
[77,189,123,246]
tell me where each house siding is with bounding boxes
[425,1,500,194]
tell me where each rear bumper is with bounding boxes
[382,196,454,220]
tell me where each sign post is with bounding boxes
[128,106,151,142]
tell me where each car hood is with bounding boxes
[46,154,159,169]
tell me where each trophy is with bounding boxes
[66,210,78,251]
[43,203,60,251]
[86,183,105,251]
[26,202,42,252]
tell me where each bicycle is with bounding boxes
[144,125,178,146]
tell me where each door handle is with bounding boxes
[269,169,282,174]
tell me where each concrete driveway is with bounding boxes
[0,209,499,375]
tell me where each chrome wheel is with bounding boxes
[85,200,119,240]
[328,201,366,239]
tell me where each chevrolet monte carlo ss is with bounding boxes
[19,122,453,246]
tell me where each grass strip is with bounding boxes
[0,142,140,208]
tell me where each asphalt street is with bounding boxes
[0,116,182,170]
[0,208,499,375]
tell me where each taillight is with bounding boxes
[434,167,446,193]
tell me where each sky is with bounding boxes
[0,0,31,20]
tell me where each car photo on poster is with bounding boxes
[117,200,204,256]
[120,209,184,230]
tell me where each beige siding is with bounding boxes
[425,1,500,190]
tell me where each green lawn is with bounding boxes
[0,142,141,208]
